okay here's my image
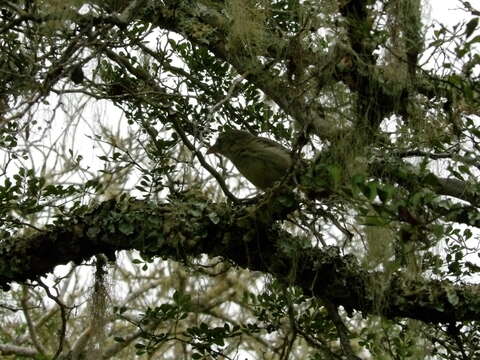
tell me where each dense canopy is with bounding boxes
[0,0,480,359]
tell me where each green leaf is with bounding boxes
[378,184,395,203]
[465,17,479,38]
[208,212,220,224]
[465,261,480,273]
[87,226,100,238]
[445,287,459,306]
[119,222,134,235]
[467,34,480,45]
[423,173,440,186]
[458,165,471,175]
[351,174,365,186]
[327,164,342,186]
[362,182,377,201]
[360,216,389,226]
[213,337,225,346]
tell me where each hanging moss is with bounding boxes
[225,0,271,56]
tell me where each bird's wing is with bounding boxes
[251,137,293,168]
[255,136,291,154]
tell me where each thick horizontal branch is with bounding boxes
[370,159,480,207]
[1,189,479,324]
[0,344,37,357]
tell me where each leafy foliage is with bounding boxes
[0,0,479,359]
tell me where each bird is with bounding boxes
[206,129,293,190]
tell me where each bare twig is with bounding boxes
[323,299,361,360]
[36,280,71,360]
[21,287,47,357]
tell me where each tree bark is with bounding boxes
[2,190,479,324]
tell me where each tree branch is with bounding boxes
[1,190,479,324]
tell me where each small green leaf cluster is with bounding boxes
[116,291,242,358]
[0,167,81,233]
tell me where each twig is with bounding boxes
[168,111,244,204]
[208,73,248,117]
[21,286,47,357]
[36,280,70,360]
[323,299,361,360]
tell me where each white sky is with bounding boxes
[427,0,469,26]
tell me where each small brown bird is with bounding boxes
[207,130,292,190]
